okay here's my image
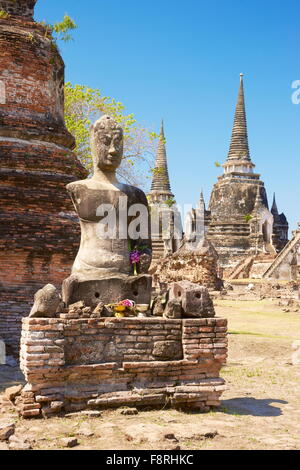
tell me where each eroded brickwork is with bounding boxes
[0,3,87,355]
[18,317,228,417]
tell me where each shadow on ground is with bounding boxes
[0,366,25,393]
[221,397,288,417]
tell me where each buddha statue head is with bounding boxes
[91,115,123,172]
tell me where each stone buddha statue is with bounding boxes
[62,115,152,307]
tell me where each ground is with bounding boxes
[0,299,300,451]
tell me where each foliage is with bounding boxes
[165,197,176,208]
[244,214,253,222]
[37,14,157,185]
[0,10,10,18]
[38,14,77,43]
[52,14,77,42]
[64,83,158,185]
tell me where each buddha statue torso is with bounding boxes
[67,178,150,279]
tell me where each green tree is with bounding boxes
[64,83,158,185]
[39,14,77,43]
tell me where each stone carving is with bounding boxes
[62,115,152,308]
[169,281,215,318]
[29,284,61,318]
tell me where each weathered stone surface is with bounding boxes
[169,281,215,318]
[63,274,152,309]
[5,385,23,402]
[150,238,221,290]
[8,435,32,451]
[29,285,61,318]
[152,293,167,316]
[0,419,15,441]
[163,299,182,319]
[0,1,36,19]
[61,437,79,448]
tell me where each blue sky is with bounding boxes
[35,0,300,232]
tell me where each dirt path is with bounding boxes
[1,299,300,450]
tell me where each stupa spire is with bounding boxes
[227,73,251,162]
[271,193,279,215]
[150,120,172,193]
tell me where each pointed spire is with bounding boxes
[200,189,204,203]
[271,193,279,215]
[253,185,264,211]
[196,189,206,215]
[227,74,251,162]
[160,119,165,139]
[198,190,205,208]
[150,120,172,193]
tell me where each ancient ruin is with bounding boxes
[150,237,222,291]
[148,121,183,260]
[190,75,289,271]
[263,222,300,281]
[0,0,87,356]
[17,117,228,418]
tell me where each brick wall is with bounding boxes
[0,11,87,355]
[18,317,228,417]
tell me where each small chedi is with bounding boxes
[150,236,222,291]
[18,117,228,418]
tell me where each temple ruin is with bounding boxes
[148,121,182,260]
[188,74,289,273]
[0,0,87,356]
[17,115,228,418]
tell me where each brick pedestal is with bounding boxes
[18,316,228,418]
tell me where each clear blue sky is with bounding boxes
[35,0,300,232]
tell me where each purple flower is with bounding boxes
[119,299,134,307]
[130,250,141,264]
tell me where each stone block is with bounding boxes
[169,281,215,318]
[63,274,152,308]
[163,299,182,319]
[29,284,61,319]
